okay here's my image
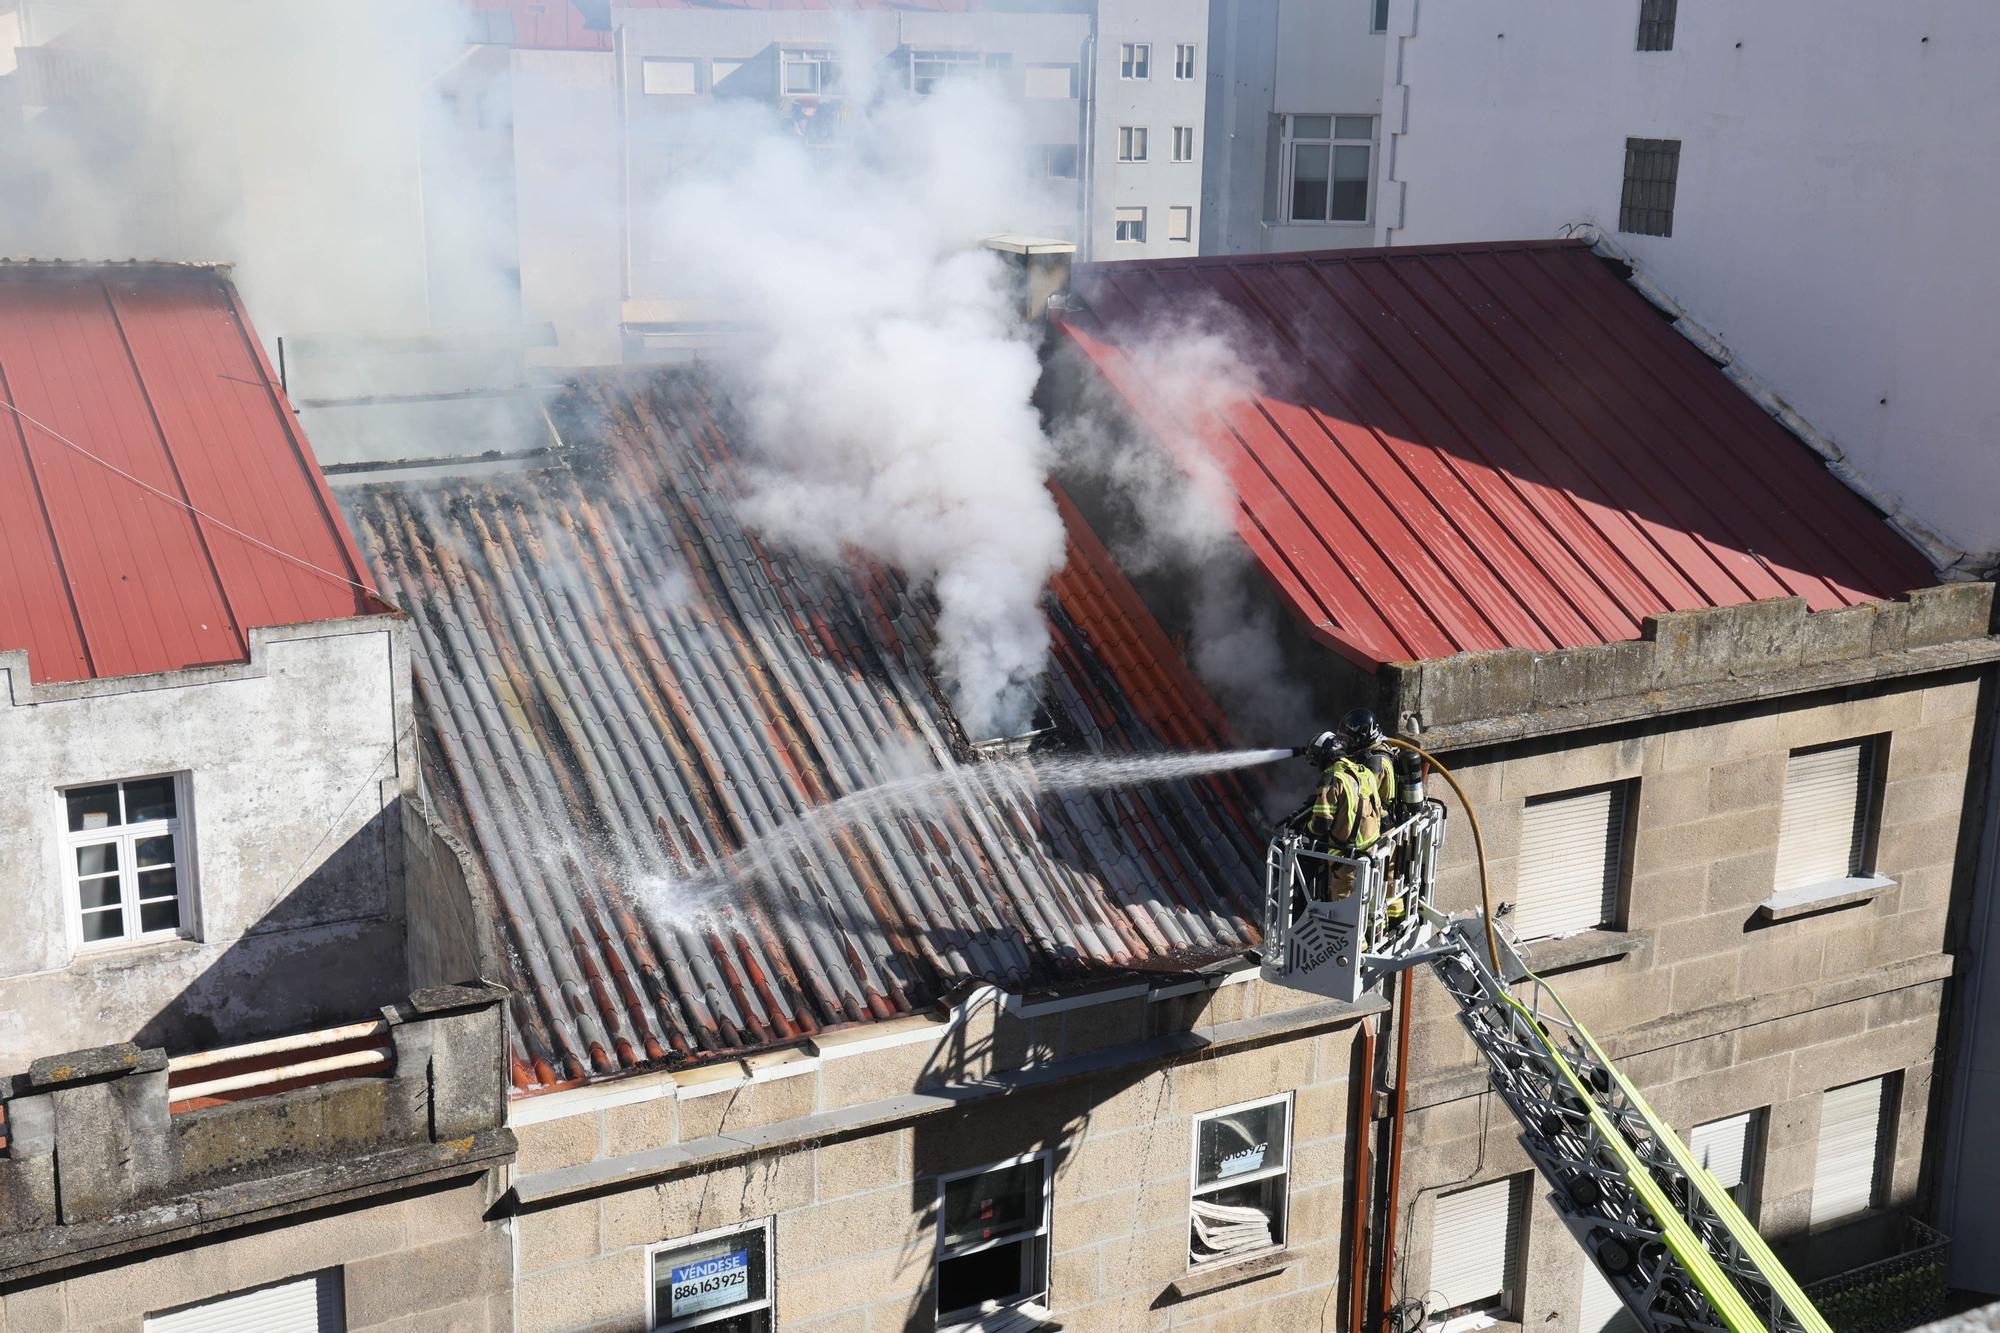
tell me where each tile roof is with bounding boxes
[0,263,388,684]
[1057,240,1936,670]
[344,370,1266,1093]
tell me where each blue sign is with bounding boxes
[670,1249,749,1316]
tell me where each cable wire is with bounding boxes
[0,396,379,599]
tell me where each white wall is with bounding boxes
[1202,0,1387,254]
[0,620,413,1065]
[1088,0,1209,259]
[1381,0,2000,565]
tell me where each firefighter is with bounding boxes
[1298,717,1393,901]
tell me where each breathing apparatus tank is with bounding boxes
[1395,747,1426,814]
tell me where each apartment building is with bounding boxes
[1052,239,1995,1324]
[0,262,516,1332]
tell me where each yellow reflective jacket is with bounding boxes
[1308,754,1392,849]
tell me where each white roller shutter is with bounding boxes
[1689,1111,1756,1200]
[1811,1077,1887,1228]
[1775,741,1873,891]
[1578,1262,1642,1333]
[1514,785,1626,940]
[145,1271,344,1333]
[1427,1176,1520,1316]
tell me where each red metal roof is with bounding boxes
[1058,240,1936,669]
[0,264,388,684]
[468,0,983,52]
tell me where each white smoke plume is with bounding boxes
[1056,299,1314,745]
[644,60,1070,739]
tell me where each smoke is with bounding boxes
[643,59,1071,739]
[1056,300,1313,744]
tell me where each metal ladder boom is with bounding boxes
[1426,920,1831,1333]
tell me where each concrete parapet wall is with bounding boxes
[1380,585,1998,739]
[0,983,511,1281]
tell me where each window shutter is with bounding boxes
[1776,741,1872,891]
[1428,1177,1520,1314]
[146,1272,343,1333]
[1689,1111,1754,1194]
[1578,1262,1642,1333]
[1515,785,1626,940]
[1811,1077,1887,1228]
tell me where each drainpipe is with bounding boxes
[1349,1016,1379,1333]
[1078,29,1096,261]
[1378,967,1416,1321]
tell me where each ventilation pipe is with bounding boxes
[982,235,1077,327]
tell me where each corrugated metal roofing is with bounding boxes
[0,264,388,685]
[344,370,1266,1092]
[1058,240,1935,670]
[469,0,987,52]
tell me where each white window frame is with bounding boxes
[1188,1092,1293,1270]
[1689,1109,1761,1212]
[1114,207,1147,243]
[1280,114,1377,224]
[781,49,838,97]
[1811,1077,1892,1230]
[1174,43,1197,79]
[710,58,748,87]
[1118,125,1148,162]
[910,49,983,95]
[1120,42,1150,79]
[640,57,701,96]
[1172,125,1195,162]
[645,1217,774,1331]
[1168,205,1193,242]
[934,1150,1053,1329]
[1029,143,1079,179]
[1428,1175,1526,1321]
[1511,781,1630,941]
[60,772,198,954]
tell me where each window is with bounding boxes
[1168,206,1193,243]
[648,1220,772,1331]
[63,774,194,949]
[911,50,982,95]
[1428,1176,1523,1319]
[1119,125,1148,161]
[1513,782,1628,940]
[1172,125,1195,162]
[935,1155,1050,1326]
[1812,1077,1891,1229]
[1690,1109,1760,1210]
[1027,144,1079,178]
[1283,114,1375,223]
[782,49,839,96]
[1637,0,1678,51]
[1023,63,1077,98]
[1174,43,1197,79]
[641,58,699,96]
[1371,0,1391,32]
[1120,42,1150,79]
[1618,137,1680,236]
[1114,207,1147,243]
[1578,1263,1641,1333]
[146,1270,344,1332]
[1776,738,1878,891]
[1189,1094,1291,1266]
[711,58,747,89]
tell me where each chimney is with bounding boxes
[983,235,1077,326]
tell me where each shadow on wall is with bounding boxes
[127,801,409,1058]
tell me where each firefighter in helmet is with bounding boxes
[1298,708,1397,900]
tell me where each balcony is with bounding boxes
[1802,1216,1950,1333]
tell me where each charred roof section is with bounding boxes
[345,370,1265,1093]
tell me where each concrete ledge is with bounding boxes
[1165,1248,1293,1300]
[1757,875,1896,923]
[1523,929,1646,974]
[509,992,1387,1209]
[1404,633,2000,752]
[0,1127,514,1284]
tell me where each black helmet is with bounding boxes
[1339,707,1382,751]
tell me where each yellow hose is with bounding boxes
[1381,737,1501,973]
